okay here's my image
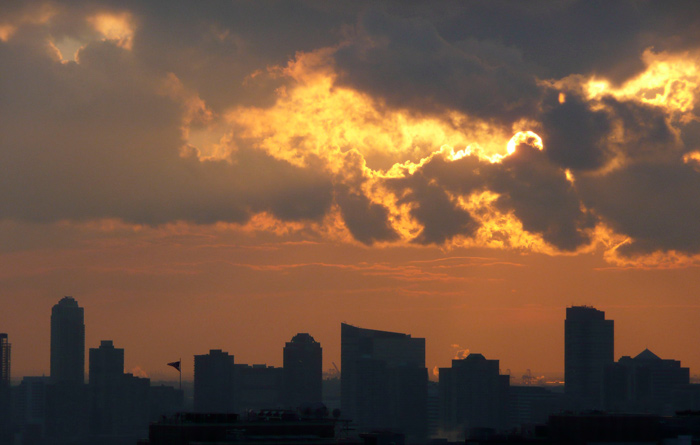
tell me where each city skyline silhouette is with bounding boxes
[2,297,699,444]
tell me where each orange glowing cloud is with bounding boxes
[167,48,597,254]
[552,49,700,123]
[227,50,516,173]
[0,3,56,42]
[88,11,135,50]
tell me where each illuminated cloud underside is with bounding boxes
[2,3,700,268]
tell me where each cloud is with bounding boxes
[539,92,613,170]
[0,28,332,226]
[332,8,541,125]
[578,160,700,255]
[3,1,700,266]
[335,184,399,245]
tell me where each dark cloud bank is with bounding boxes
[2,1,700,258]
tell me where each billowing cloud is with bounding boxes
[0,23,333,226]
[333,8,541,125]
[3,1,700,267]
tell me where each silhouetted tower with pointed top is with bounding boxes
[283,333,322,408]
[51,296,85,384]
[565,306,614,410]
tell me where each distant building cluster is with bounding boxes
[1,301,700,445]
[1,297,184,445]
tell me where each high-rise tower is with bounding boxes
[283,333,322,408]
[0,333,10,436]
[0,334,9,385]
[341,323,427,441]
[50,296,85,384]
[565,306,614,410]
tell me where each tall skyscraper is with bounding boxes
[194,349,235,413]
[283,333,322,408]
[0,334,8,385]
[50,296,85,384]
[565,306,614,410]
[0,333,10,443]
[341,323,427,441]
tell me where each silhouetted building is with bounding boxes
[51,296,85,384]
[89,340,124,438]
[148,385,184,422]
[15,376,49,443]
[341,323,427,442]
[90,340,124,385]
[564,306,613,410]
[0,334,8,386]
[439,353,509,439]
[508,385,564,430]
[0,334,10,445]
[46,298,90,444]
[194,349,235,413]
[89,340,151,444]
[45,380,90,444]
[283,333,322,408]
[426,380,440,438]
[674,383,700,412]
[604,348,690,415]
[234,364,283,412]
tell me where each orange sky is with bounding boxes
[1,1,700,381]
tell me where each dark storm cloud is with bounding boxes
[487,145,594,251]
[335,184,399,245]
[601,97,679,163]
[385,145,593,251]
[0,30,333,226]
[390,175,479,246]
[3,0,700,258]
[333,8,541,125]
[540,93,613,171]
[428,0,647,85]
[577,161,700,255]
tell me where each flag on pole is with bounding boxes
[167,361,181,372]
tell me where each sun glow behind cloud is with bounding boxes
[163,44,700,264]
[581,49,699,120]
[88,11,135,50]
[4,3,700,267]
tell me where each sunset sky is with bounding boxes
[2,1,700,382]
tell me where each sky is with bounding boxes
[2,0,700,382]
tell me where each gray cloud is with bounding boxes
[0,31,333,226]
[3,1,700,259]
[333,8,541,125]
[540,92,613,171]
[578,161,700,255]
[384,144,593,251]
[335,184,399,245]
[486,145,594,251]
